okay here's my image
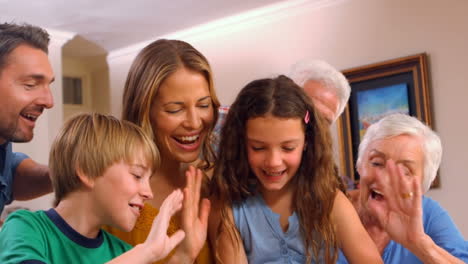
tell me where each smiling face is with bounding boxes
[0,44,54,144]
[303,80,338,125]
[246,115,305,195]
[150,67,214,163]
[92,155,153,232]
[358,134,424,214]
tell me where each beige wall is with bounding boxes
[108,0,468,237]
[62,55,110,120]
[83,55,111,115]
[62,56,93,121]
[90,65,111,114]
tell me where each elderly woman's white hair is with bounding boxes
[356,114,442,192]
[288,59,351,122]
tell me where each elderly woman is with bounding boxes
[338,114,468,263]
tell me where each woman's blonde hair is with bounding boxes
[49,113,159,206]
[122,39,220,170]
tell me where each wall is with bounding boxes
[62,56,93,121]
[108,0,468,237]
[62,55,110,119]
[88,56,111,115]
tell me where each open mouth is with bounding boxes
[174,134,200,145]
[129,203,143,215]
[263,169,286,178]
[370,189,384,201]
[21,113,39,122]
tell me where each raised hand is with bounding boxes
[144,189,186,261]
[367,159,425,247]
[171,165,211,263]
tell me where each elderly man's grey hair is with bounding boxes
[356,114,442,192]
[288,59,351,122]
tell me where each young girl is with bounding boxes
[208,76,382,263]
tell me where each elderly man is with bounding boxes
[0,22,54,214]
[338,114,468,263]
[289,59,353,191]
[289,59,350,124]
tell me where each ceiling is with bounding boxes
[2,0,290,56]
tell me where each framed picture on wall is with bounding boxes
[337,53,439,188]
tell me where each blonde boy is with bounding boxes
[0,113,185,264]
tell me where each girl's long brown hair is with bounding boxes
[210,75,339,263]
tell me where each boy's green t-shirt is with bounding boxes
[0,209,132,264]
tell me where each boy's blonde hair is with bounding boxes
[49,113,159,206]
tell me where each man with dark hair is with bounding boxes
[0,22,54,214]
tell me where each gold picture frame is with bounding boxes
[337,53,439,188]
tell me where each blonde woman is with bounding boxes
[105,39,219,264]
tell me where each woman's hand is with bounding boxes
[367,159,425,247]
[367,159,466,264]
[170,165,211,263]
